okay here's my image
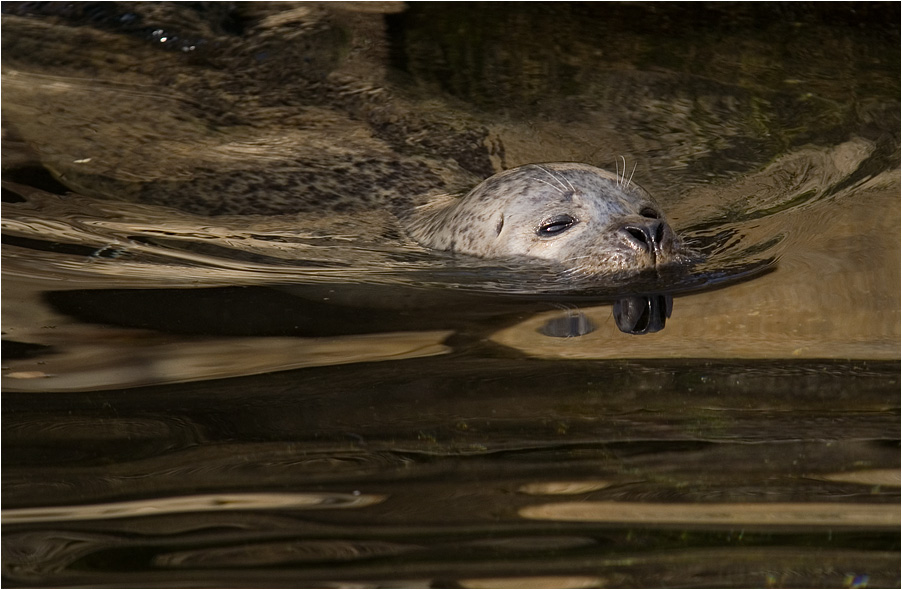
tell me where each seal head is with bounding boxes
[405,162,685,276]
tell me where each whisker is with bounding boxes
[627,161,637,188]
[562,254,593,264]
[553,167,576,193]
[619,156,627,187]
[532,164,570,193]
[529,176,566,195]
[562,263,591,278]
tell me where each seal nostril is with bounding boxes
[626,227,649,246]
[624,222,665,254]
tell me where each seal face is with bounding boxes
[405,162,686,276]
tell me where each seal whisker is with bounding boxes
[529,176,567,195]
[550,167,576,193]
[562,254,593,265]
[619,156,628,187]
[627,161,637,189]
[532,164,571,194]
[561,263,591,278]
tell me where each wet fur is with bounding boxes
[405,163,688,276]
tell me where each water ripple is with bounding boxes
[3,492,386,524]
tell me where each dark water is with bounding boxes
[2,3,900,588]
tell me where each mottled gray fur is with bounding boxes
[405,163,685,276]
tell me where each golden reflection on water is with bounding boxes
[3,274,453,392]
[3,329,452,392]
[518,481,612,495]
[493,144,900,361]
[816,469,901,488]
[460,576,603,589]
[3,492,386,524]
[519,500,900,528]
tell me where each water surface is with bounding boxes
[2,3,899,588]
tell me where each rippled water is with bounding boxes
[2,3,899,588]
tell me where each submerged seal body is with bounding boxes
[2,4,689,280]
[406,162,686,276]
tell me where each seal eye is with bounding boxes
[640,207,660,219]
[538,215,577,237]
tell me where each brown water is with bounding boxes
[2,3,899,588]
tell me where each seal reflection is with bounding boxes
[613,294,673,335]
[540,294,673,337]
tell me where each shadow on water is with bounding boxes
[1,2,900,588]
[38,286,679,339]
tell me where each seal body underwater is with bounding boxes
[1,3,689,280]
[404,162,686,277]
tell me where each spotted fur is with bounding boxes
[405,163,687,276]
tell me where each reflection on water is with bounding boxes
[2,2,899,588]
[612,295,671,335]
[3,358,899,587]
[4,492,387,524]
[520,502,899,528]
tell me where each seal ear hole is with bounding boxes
[640,207,660,219]
[496,216,504,236]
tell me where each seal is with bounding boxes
[405,162,685,276]
[1,5,689,280]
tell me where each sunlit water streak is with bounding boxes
[3,492,386,524]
